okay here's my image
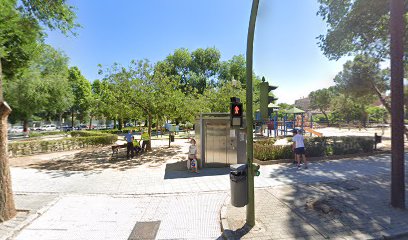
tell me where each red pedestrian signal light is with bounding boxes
[231,103,243,117]
[230,100,243,127]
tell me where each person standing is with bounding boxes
[292,129,308,169]
[141,130,150,152]
[125,130,134,159]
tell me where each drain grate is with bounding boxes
[128,221,161,240]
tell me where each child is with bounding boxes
[292,129,308,169]
[187,139,198,173]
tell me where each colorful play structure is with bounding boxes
[256,106,323,138]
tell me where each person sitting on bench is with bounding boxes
[133,138,142,155]
[141,130,150,152]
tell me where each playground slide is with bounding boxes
[304,127,323,137]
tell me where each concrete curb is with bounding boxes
[2,195,61,240]
[219,194,233,240]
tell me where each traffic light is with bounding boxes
[252,163,260,176]
[230,97,243,127]
[259,76,278,121]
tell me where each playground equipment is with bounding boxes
[276,107,306,137]
[255,106,324,138]
[303,127,323,137]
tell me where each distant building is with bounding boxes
[294,97,310,111]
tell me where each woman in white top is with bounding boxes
[187,139,198,171]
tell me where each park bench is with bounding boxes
[111,142,143,158]
[111,143,127,157]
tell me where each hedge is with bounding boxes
[9,132,118,157]
[254,136,374,161]
[29,131,65,138]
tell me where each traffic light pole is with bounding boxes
[246,0,259,227]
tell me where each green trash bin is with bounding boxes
[230,164,248,207]
[170,134,175,142]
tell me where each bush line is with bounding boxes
[254,136,374,161]
[9,132,118,157]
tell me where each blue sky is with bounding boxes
[45,0,348,104]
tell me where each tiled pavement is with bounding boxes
[222,173,408,240]
[15,193,226,240]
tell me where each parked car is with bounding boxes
[97,124,106,130]
[9,126,24,133]
[75,124,88,130]
[62,125,74,131]
[40,124,57,131]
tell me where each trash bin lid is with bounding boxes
[230,164,247,171]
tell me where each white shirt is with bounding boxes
[189,145,197,155]
[292,134,305,148]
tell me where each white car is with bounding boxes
[41,124,57,131]
[9,126,24,133]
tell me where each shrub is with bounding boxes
[255,136,375,161]
[29,131,64,138]
[304,137,327,157]
[9,131,118,157]
[331,136,365,155]
[355,137,374,153]
[70,131,108,137]
[254,143,293,161]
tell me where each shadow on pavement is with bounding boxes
[265,154,391,184]
[224,154,408,239]
[25,145,183,177]
[223,223,253,239]
[164,161,229,179]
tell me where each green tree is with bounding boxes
[0,0,78,222]
[309,87,336,125]
[367,106,388,123]
[334,55,389,126]
[317,0,390,60]
[5,44,73,130]
[68,67,92,128]
[164,47,221,94]
[219,55,246,85]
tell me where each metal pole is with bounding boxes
[246,0,259,227]
[390,0,405,209]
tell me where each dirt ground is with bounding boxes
[9,139,191,172]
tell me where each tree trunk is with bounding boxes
[147,114,152,151]
[321,110,330,127]
[118,118,122,131]
[156,115,159,137]
[89,115,93,130]
[71,110,74,129]
[0,59,16,222]
[58,113,63,130]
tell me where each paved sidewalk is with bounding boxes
[222,173,408,239]
[15,193,225,240]
[3,138,408,239]
[0,194,59,240]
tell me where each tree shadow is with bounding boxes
[223,155,408,239]
[26,145,184,176]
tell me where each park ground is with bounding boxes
[1,127,408,240]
